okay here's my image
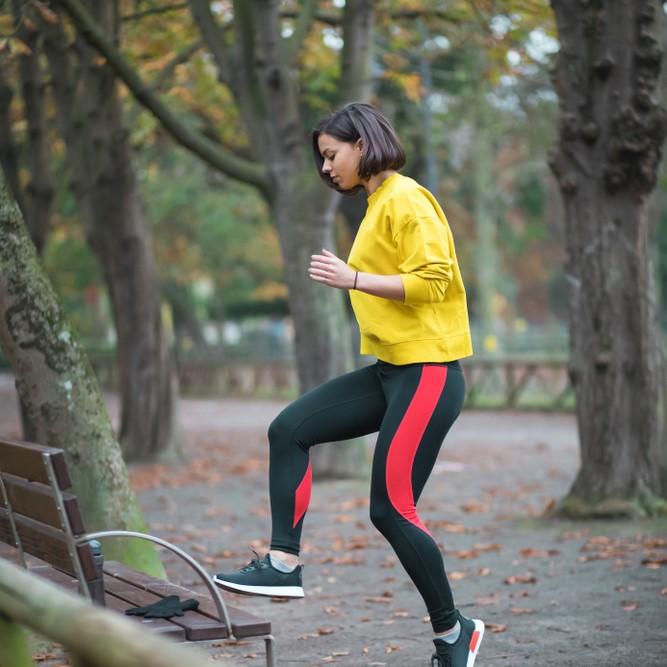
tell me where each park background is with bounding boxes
[0,1,666,666]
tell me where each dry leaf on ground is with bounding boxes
[504,573,537,585]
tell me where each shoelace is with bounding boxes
[240,548,267,573]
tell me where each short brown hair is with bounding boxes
[312,103,406,194]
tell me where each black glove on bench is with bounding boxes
[125,595,199,619]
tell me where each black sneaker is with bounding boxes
[213,551,304,598]
[431,611,485,667]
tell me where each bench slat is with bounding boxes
[0,473,85,534]
[104,560,271,638]
[30,565,186,639]
[0,439,71,489]
[0,508,96,579]
[102,574,229,641]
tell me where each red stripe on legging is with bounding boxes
[386,365,448,536]
[293,461,312,528]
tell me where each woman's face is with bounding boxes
[318,133,363,190]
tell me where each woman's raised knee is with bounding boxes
[369,499,393,532]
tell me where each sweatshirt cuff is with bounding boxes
[400,273,429,304]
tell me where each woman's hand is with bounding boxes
[308,249,356,290]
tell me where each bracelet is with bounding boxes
[353,271,358,290]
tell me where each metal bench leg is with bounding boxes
[264,634,276,667]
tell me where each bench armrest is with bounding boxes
[74,530,234,638]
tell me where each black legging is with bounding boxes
[268,359,466,633]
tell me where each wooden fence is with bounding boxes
[89,354,574,411]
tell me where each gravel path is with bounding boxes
[1,374,665,666]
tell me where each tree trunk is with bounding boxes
[249,0,374,478]
[15,12,54,256]
[40,2,178,461]
[471,96,500,352]
[549,0,667,516]
[90,119,179,462]
[0,614,32,667]
[1,9,57,443]
[0,175,165,575]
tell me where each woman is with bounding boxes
[213,103,484,667]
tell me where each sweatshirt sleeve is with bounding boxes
[395,216,453,305]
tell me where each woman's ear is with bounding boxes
[355,138,363,153]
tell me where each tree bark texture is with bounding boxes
[0,175,166,575]
[40,2,178,461]
[549,0,667,516]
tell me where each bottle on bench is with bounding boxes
[86,539,106,606]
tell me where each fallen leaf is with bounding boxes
[621,602,639,611]
[486,623,508,633]
[542,498,557,514]
[509,590,532,598]
[385,644,401,653]
[519,548,561,558]
[510,607,537,614]
[558,529,590,541]
[476,595,501,606]
[504,573,537,585]
[318,555,365,565]
[460,501,490,513]
[317,627,336,635]
[428,520,471,533]
[643,538,667,548]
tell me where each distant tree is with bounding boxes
[21,0,179,461]
[549,0,667,515]
[0,173,165,576]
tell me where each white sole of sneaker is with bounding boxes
[213,576,304,598]
[467,619,485,667]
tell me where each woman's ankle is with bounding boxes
[269,549,300,568]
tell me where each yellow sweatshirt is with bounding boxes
[347,172,473,364]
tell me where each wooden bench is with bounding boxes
[0,437,276,666]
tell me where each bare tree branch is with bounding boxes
[55,0,270,195]
[285,0,318,66]
[187,0,234,88]
[120,2,188,22]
